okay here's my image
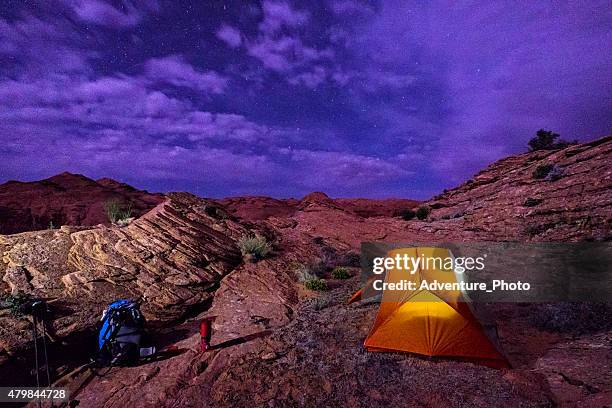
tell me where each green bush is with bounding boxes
[294,263,328,291]
[304,277,328,291]
[533,164,565,181]
[238,234,272,261]
[104,199,133,223]
[313,298,330,310]
[398,209,416,221]
[533,164,554,179]
[331,266,351,279]
[203,204,225,219]
[545,165,565,181]
[295,263,316,282]
[524,197,542,207]
[415,206,430,220]
[528,129,576,151]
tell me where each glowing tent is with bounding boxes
[354,247,509,368]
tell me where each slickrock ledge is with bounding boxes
[0,193,247,357]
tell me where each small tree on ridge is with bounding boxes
[528,129,576,152]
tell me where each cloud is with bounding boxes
[70,0,149,28]
[329,69,416,91]
[0,69,284,190]
[0,15,93,74]
[241,0,413,91]
[275,147,415,192]
[247,36,331,72]
[0,1,609,198]
[245,0,333,81]
[338,1,612,185]
[216,24,242,48]
[144,55,228,93]
[259,1,308,34]
[288,66,327,88]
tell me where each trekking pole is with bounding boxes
[32,314,40,387]
[31,313,41,408]
[29,300,52,408]
[41,320,55,408]
[40,315,51,387]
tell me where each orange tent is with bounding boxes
[356,247,509,368]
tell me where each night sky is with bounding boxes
[1,1,610,198]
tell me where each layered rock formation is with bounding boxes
[0,194,246,360]
[218,192,418,221]
[0,172,163,234]
[422,137,612,241]
[0,136,610,407]
[334,197,420,217]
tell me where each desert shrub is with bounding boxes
[533,164,554,179]
[310,235,360,269]
[304,277,328,291]
[238,234,272,261]
[331,266,351,279]
[295,263,317,282]
[307,296,331,310]
[398,209,416,221]
[295,263,328,291]
[531,302,612,334]
[203,204,219,218]
[533,163,565,181]
[545,165,565,181]
[296,249,360,280]
[415,206,430,220]
[0,292,33,316]
[524,197,543,207]
[528,129,577,151]
[104,199,133,223]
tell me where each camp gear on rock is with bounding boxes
[351,247,509,368]
[97,299,154,366]
[200,319,212,352]
[139,346,156,357]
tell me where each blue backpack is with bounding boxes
[97,299,151,366]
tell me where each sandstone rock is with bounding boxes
[0,172,163,234]
[334,198,420,217]
[218,193,420,220]
[535,331,612,406]
[217,196,299,221]
[1,137,610,407]
[423,137,612,241]
[0,193,246,364]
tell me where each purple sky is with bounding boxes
[0,1,610,198]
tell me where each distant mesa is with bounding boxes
[0,172,163,234]
[4,136,609,237]
[96,177,138,191]
[0,173,423,233]
[301,191,331,202]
